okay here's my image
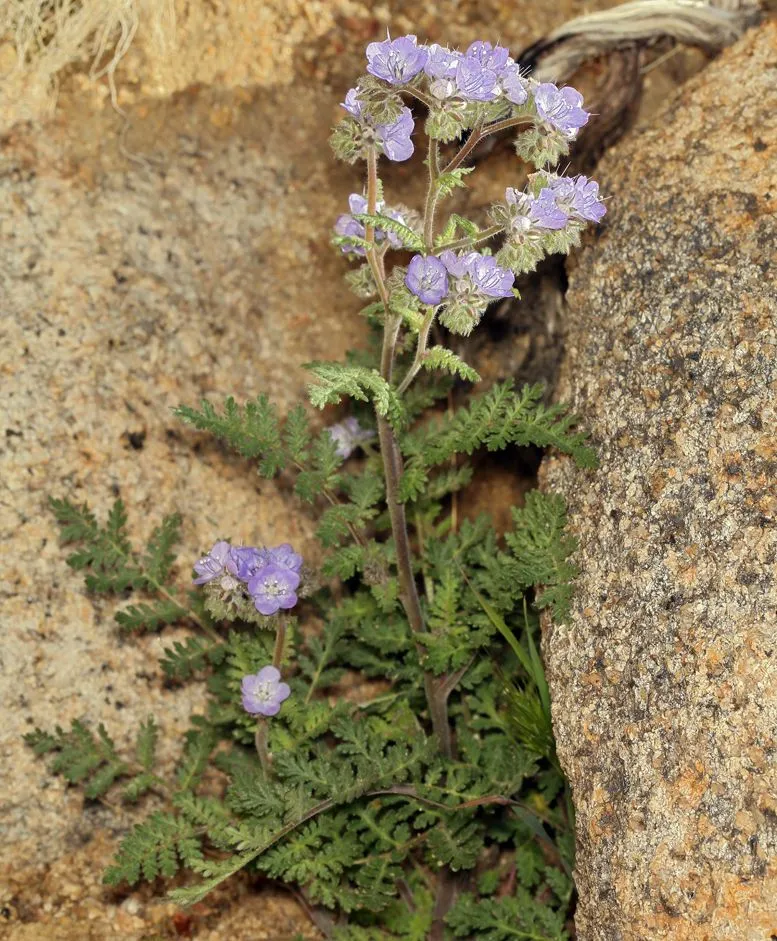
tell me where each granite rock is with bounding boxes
[542,22,777,941]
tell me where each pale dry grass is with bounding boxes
[0,0,174,121]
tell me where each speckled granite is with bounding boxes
[542,22,777,941]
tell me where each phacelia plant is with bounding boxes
[30,35,604,940]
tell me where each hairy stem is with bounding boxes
[423,138,440,249]
[254,722,272,775]
[443,116,533,174]
[272,619,286,669]
[377,416,452,759]
[433,223,506,255]
[396,306,436,396]
[365,147,453,759]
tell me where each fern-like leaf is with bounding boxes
[115,598,188,633]
[506,492,578,623]
[421,347,480,383]
[174,395,286,476]
[104,812,203,886]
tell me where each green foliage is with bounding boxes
[49,497,143,592]
[421,346,480,383]
[104,812,204,886]
[425,103,469,142]
[174,395,286,476]
[24,718,167,803]
[115,598,189,633]
[306,362,403,427]
[354,213,425,251]
[433,167,475,199]
[398,381,596,502]
[506,492,580,624]
[435,212,481,247]
[49,496,204,636]
[447,888,569,940]
[160,636,223,681]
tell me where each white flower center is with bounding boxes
[262,577,284,597]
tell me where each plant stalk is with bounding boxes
[423,138,440,249]
[396,306,436,395]
[254,722,272,775]
[366,146,453,759]
[443,116,533,174]
[272,618,287,669]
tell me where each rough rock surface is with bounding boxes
[542,22,777,941]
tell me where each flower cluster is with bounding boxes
[403,250,515,334]
[341,89,415,162]
[507,173,606,231]
[334,193,407,256]
[483,172,607,274]
[328,416,376,459]
[193,540,302,619]
[367,36,531,107]
[334,34,591,164]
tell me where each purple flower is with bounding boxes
[247,565,300,616]
[241,665,291,717]
[366,34,428,85]
[499,65,529,105]
[266,543,303,573]
[341,88,415,163]
[341,88,364,119]
[378,107,415,161]
[467,254,515,298]
[567,175,607,222]
[405,254,449,305]
[193,540,237,585]
[440,251,514,298]
[230,545,266,582]
[334,212,366,253]
[534,83,589,137]
[424,43,461,79]
[328,416,376,460]
[455,57,498,102]
[440,249,479,278]
[465,41,510,72]
[529,189,569,230]
[533,175,607,228]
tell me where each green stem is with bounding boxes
[396,306,436,396]
[365,147,453,760]
[443,116,533,174]
[433,223,505,255]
